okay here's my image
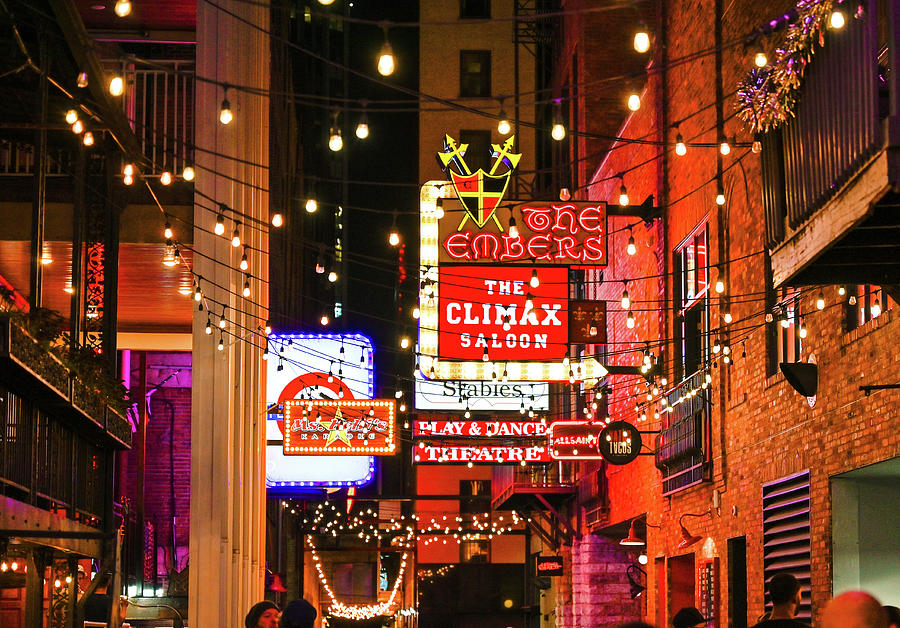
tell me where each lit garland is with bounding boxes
[736,0,855,132]
[307,535,408,620]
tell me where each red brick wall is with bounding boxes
[559,0,900,627]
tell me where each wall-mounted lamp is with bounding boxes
[626,564,647,599]
[677,510,711,550]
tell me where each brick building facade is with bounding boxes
[553,0,900,626]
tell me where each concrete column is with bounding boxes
[189,1,270,626]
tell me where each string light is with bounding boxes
[400,336,410,349]
[355,108,370,139]
[829,7,846,28]
[716,179,726,205]
[271,211,284,227]
[551,118,566,141]
[715,267,726,294]
[621,285,630,309]
[217,335,225,351]
[412,306,420,319]
[798,319,807,338]
[219,91,233,125]
[816,291,825,310]
[214,212,226,235]
[328,270,338,283]
[162,241,178,266]
[389,229,401,247]
[871,299,882,317]
[626,230,637,255]
[243,277,251,298]
[328,126,343,152]
[377,27,396,76]
[194,284,202,302]
[627,91,641,112]
[76,70,88,88]
[108,75,124,97]
[626,310,635,328]
[182,165,195,181]
[71,120,84,134]
[114,0,132,17]
[719,138,731,155]
[160,170,172,186]
[205,318,212,335]
[219,308,227,328]
[82,131,94,146]
[305,198,318,213]
[231,222,241,248]
[497,109,511,135]
[508,211,519,238]
[529,268,539,288]
[634,26,651,53]
[65,109,78,125]
[164,221,173,240]
[675,132,687,156]
[320,314,330,326]
[754,46,768,67]
[618,179,630,206]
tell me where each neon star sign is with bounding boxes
[283,399,397,455]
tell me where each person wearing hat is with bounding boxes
[280,598,317,628]
[752,573,809,628]
[245,600,280,628]
[673,607,708,628]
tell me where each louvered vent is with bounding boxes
[762,470,811,620]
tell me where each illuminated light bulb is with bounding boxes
[318,0,335,4]
[634,29,651,53]
[551,121,566,141]
[123,173,133,186]
[798,322,807,338]
[77,71,88,88]
[71,120,84,134]
[559,187,571,201]
[508,215,519,238]
[400,336,410,349]
[589,320,598,336]
[838,285,847,296]
[10,561,18,571]
[713,338,721,353]
[716,192,726,206]
[752,140,762,153]
[626,311,635,328]
[214,214,225,235]
[412,306,420,319]
[530,269,539,288]
[816,292,825,310]
[829,9,846,29]
[160,170,172,186]
[231,224,241,247]
[164,222,173,239]
[871,299,882,317]
[780,316,790,329]
[264,321,272,335]
[626,234,637,255]
[219,99,233,125]
[720,140,731,155]
[54,579,61,588]
[621,289,630,309]
[320,314,329,326]
[754,50,768,68]
[123,163,135,177]
[328,128,343,152]
[65,109,78,125]
[182,165,195,181]
[271,212,284,227]
[240,250,249,271]
[243,280,251,298]
[205,319,212,335]
[377,41,395,76]
[108,75,124,96]
[114,0,131,17]
[524,293,534,311]
[194,286,202,302]
[715,278,725,294]
[388,230,400,246]
[724,311,733,324]
[618,184,629,207]
[217,337,224,351]
[355,120,369,139]
[327,270,338,283]
[497,115,511,135]
[627,92,641,112]
[219,315,227,329]
[305,198,318,213]
[82,131,94,146]
[482,346,489,362]
[675,133,686,156]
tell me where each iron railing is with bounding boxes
[763,0,882,248]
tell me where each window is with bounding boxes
[674,225,710,381]
[460,536,490,563]
[846,285,894,330]
[459,129,492,174]
[459,479,490,518]
[775,288,802,364]
[460,0,490,18]
[460,50,491,97]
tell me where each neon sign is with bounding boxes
[414,420,548,438]
[548,420,642,464]
[439,265,569,361]
[414,444,550,464]
[283,399,397,455]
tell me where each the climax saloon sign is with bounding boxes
[283,399,397,455]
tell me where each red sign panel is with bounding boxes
[439,200,607,265]
[283,399,396,455]
[438,265,569,361]
[548,421,604,460]
[414,444,550,464]
[414,420,548,438]
[536,556,564,576]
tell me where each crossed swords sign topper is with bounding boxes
[437,134,522,231]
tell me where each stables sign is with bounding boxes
[439,265,569,361]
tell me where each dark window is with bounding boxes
[460,537,491,563]
[459,129,492,173]
[459,479,490,518]
[674,224,709,381]
[460,50,491,97]
[460,0,490,19]
[845,284,894,330]
[767,287,803,372]
[727,537,748,628]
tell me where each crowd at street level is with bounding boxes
[625,575,899,628]
[245,598,317,628]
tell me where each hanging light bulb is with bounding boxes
[626,311,635,328]
[829,8,846,28]
[719,139,731,155]
[798,320,807,338]
[240,247,249,271]
[355,108,370,139]
[497,111,511,135]
[389,230,401,247]
[219,311,227,328]
[871,299,882,317]
[328,270,338,283]
[754,47,768,68]
[377,38,396,76]
[194,285,202,302]
[816,291,825,310]
[264,321,272,335]
[530,268,540,288]
[716,178,726,205]
[271,212,284,227]
[328,127,343,152]
[123,173,134,185]
[621,287,630,309]
[82,131,94,146]
[315,254,325,274]
[715,274,725,294]
[412,306,420,319]
[205,319,212,335]
[231,222,241,247]
[675,133,687,156]
[243,278,251,298]
[65,109,79,125]
[71,119,84,134]
[618,182,629,207]
[627,92,641,112]
[320,314,330,326]
[77,70,89,89]
[215,213,226,235]
[626,232,637,255]
[108,75,124,96]
[114,0,132,17]
[160,170,173,186]
[634,28,651,53]
[524,293,534,312]
[123,163,134,177]
[838,285,847,296]
[305,198,318,213]
[508,214,519,238]
[217,336,225,351]
[219,97,233,125]
[551,119,566,141]
[724,311,733,324]
[400,336,410,349]
[482,346,489,362]
[182,165,195,181]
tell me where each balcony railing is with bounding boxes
[655,369,711,495]
[762,0,883,248]
[492,464,574,511]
